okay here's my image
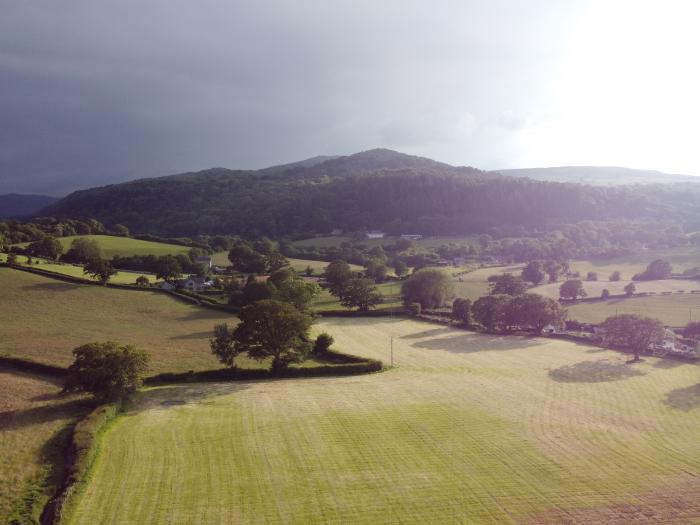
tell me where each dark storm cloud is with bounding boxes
[0,1,582,195]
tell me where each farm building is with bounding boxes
[161,276,209,291]
[365,231,385,239]
[400,234,423,240]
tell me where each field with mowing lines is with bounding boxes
[14,235,190,258]
[0,267,235,373]
[0,366,90,522]
[568,246,700,280]
[68,318,700,524]
[567,293,700,326]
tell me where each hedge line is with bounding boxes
[146,358,382,385]
[45,402,122,525]
[317,308,403,317]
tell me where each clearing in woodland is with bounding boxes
[67,318,700,524]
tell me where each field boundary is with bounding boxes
[44,402,121,525]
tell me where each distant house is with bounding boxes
[330,228,343,236]
[400,234,423,240]
[195,256,212,270]
[365,231,385,239]
[161,276,209,292]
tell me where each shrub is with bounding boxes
[601,289,610,299]
[313,333,334,354]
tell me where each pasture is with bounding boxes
[0,254,158,284]
[533,278,700,300]
[67,318,700,524]
[14,234,190,258]
[567,293,700,326]
[0,267,234,373]
[292,235,479,250]
[0,366,90,522]
[210,252,363,276]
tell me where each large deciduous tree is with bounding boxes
[83,259,117,284]
[62,238,102,263]
[401,268,453,309]
[63,342,150,401]
[521,261,545,285]
[28,236,64,260]
[472,294,510,332]
[600,314,665,361]
[155,255,182,283]
[488,273,528,296]
[323,260,354,297]
[559,279,586,300]
[233,300,313,371]
[340,278,382,311]
[210,323,240,367]
[505,293,567,332]
[452,298,472,327]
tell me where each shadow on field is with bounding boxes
[22,282,78,292]
[169,330,213,340]
[548,360,645,383]
[400,327,453,339]
[664,384,700,411]
[0,399,93,431]
[408,332,541,353]
[124,381,254,416]
[178,309,233,322]
[653,358,689,369]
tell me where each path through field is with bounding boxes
[68,319,700,524]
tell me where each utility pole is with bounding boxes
[390,335,394,367]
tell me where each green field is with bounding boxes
[67,318,700,524]
[312,280,402,312]
[0,366,90,522]
[14,235,190,258]
[211,252,363,276]
[568,246,700,279]
[0,254,158,285]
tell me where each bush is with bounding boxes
[313,333,334,354]
[405,302,421,316]
[601,289,610,299]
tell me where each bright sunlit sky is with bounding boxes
[1,0,700,195]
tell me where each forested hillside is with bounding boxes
[40,149,700,237]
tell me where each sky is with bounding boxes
[2,0,700,196]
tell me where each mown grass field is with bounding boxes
[533,278,700,300]
[0,366,90,522]
[14,234,190,258]
[312,281,403,312]
[0,267,234,373]
[68,318,700,524]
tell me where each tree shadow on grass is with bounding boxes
[664,384,700,411]
[409,332,542,353]
[400,327,453,339]
[178,309,234,322]
[549,360,645,383]
[169,330,214,340]
[0,399,94,431]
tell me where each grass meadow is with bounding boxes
[0,366,90,522]
[567,293,700,326]
[292,235,479,250]
[66,318,700,524]
[14,235,190,259]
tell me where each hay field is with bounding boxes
[14,235,190,258]
[68,318,700,524]
[0,267,233,373]
[0,367,90,522]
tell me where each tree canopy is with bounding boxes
[401,268,453,309]
[63,342,150,401]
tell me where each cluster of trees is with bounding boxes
[0,217,109,245]
[228,268,320,310]
[632,259,672,281]
[453,293,566,333]
[112,251,207,277]
[401,268,453,309]
[323,260,382,311]
[64,341,150,401]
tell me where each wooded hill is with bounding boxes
[39,149,700,238]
